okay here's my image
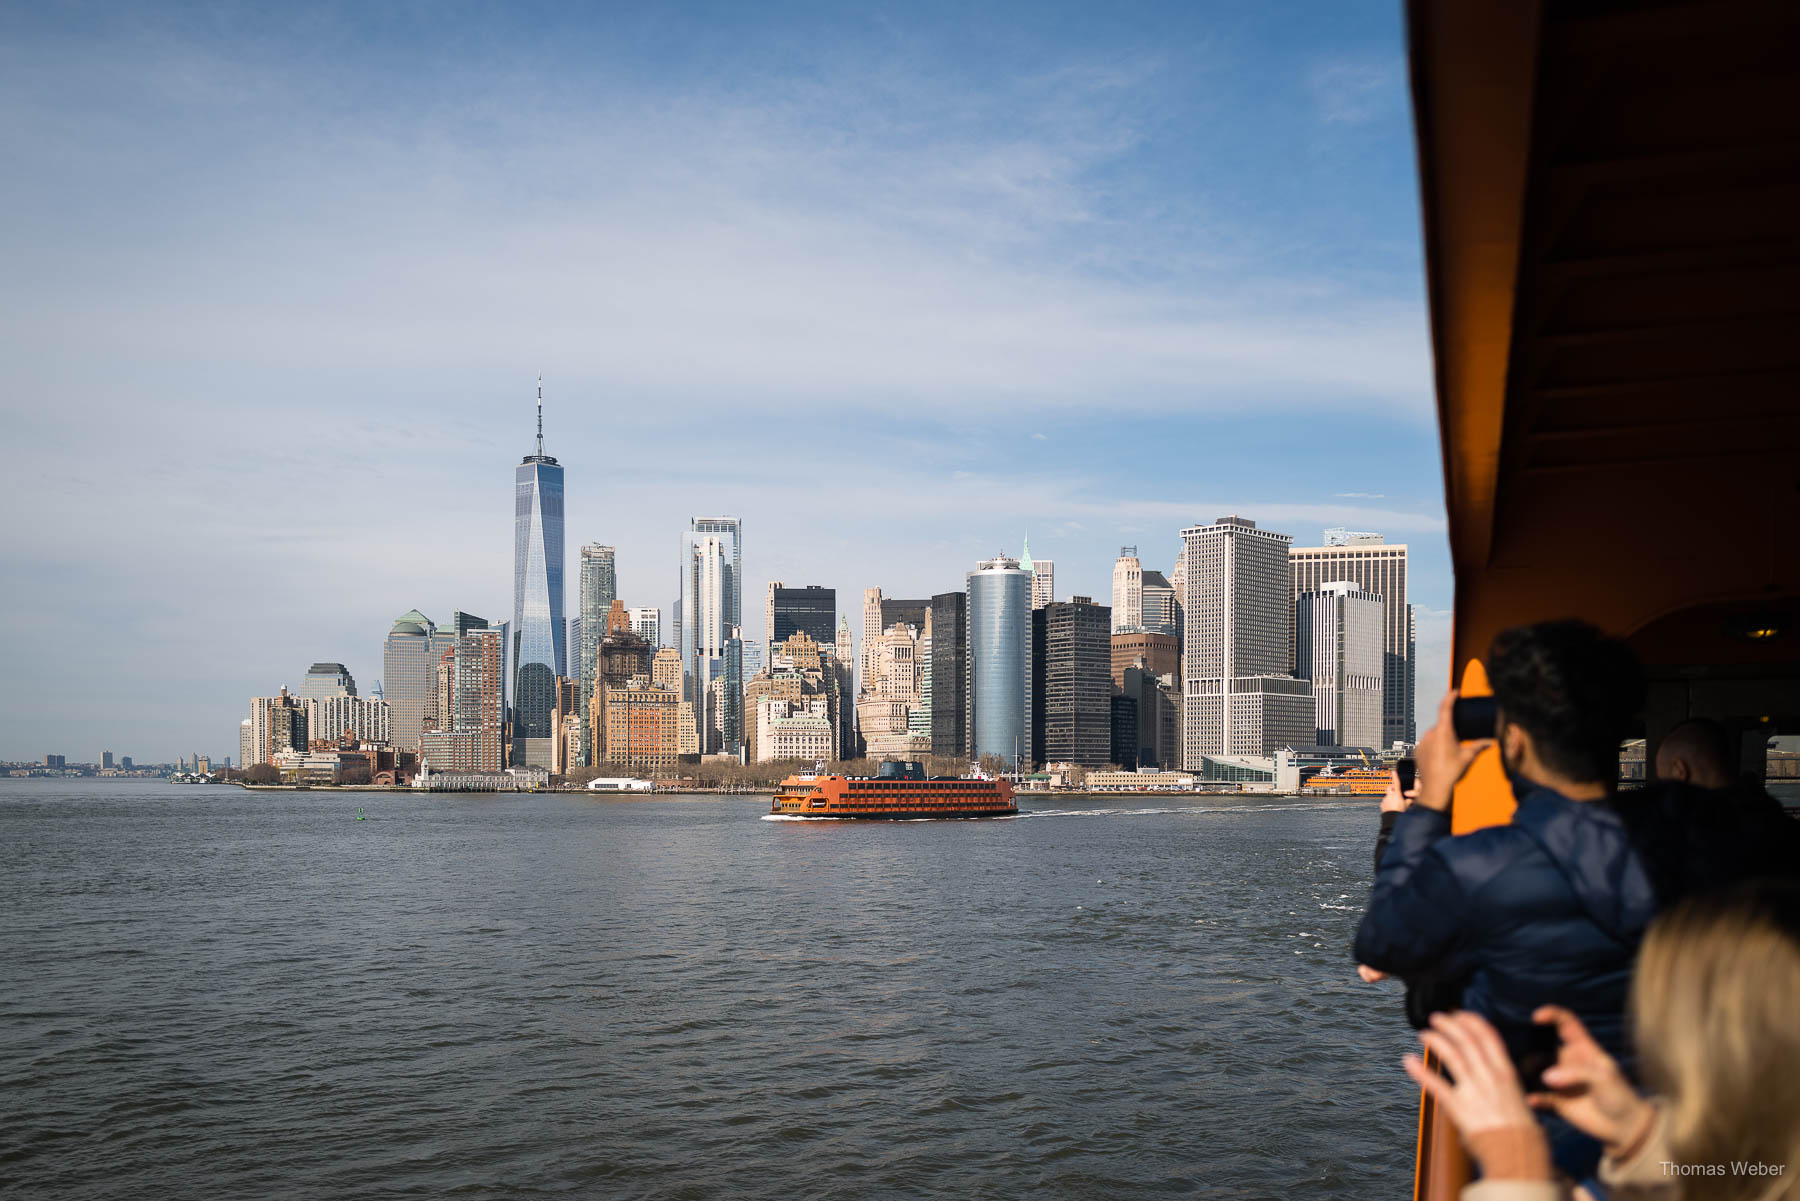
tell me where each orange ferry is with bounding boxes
[770,760,1017,820]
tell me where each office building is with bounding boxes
[679,517,742,753]
[1180,516,1314,761]
[1021,537,1053,609]
[967,555,1032,766]
[239,720,252,770]
[577,544,617,726]
[1119,662,1181,770]
[248,688,308,765]
[911,609,933,739]
[1111,630,1179,687]
[767,584,836,648]
[1295,581,1385,748]
[1141,571,1178,636]
[592,607,654,761]
[1110,694,1138,770]
[1033,596,1112,767]
[383,609,448,752]
[305,694,391,746]
[512,383,566,769]
[929,591,968,759]
[1290,532,1415,745]
[300,663,357,702]
[603,679,682,774]
[1112,547,1143,633]
[628,606,662,647]
[102,751,114,769]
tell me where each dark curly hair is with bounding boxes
[1486,619,1645,784]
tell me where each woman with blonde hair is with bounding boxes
[1404,879,1800,1200]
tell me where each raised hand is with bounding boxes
[1528,1005,1655,1155]
[1403,1011,1551,1181]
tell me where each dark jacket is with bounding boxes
[1354,786,1656,1071]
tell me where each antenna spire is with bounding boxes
[536,375,544,457]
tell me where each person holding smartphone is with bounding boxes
[1354,620,1655,1189]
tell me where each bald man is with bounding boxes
[1654,717,1736,790]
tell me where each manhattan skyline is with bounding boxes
[0,2,1448,762]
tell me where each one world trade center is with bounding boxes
[512,379,565,769]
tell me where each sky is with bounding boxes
[0,0,1450,763]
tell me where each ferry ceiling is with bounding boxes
[1411,0,1800,751]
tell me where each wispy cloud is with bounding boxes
[1308,57,1399,127]
[1332,491,1387,499]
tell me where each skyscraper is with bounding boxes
[1289,533,1415,745]
[768,585,836,647]
[679,517,742,753]
[1295,581,1385,748]
[1180,516,1313,761]
[1033,596,1112,766]
[300,663,357,701]
[967,555,1033,767]
[1111,547,1143,633]
[1021,537,1054,609]
[1140,571,1178,636]
[512,381,566,769]
[577,544,617,751]
[384,609,440,752]
[929,591,968,760]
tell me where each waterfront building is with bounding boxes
[767,584,836,648]
[1111,547,1143,633]
[929,591,968,759]
[1180,516,1314,761]
[1141,571,1178,636]
[679,517,742,754]
[1110,694,1138,770]
[967,555,1033,767]
[603,678,682,775]
[551,677,586,774]
[1290,533,1415,745]
[300,663,357,701]
[592,609,654,761]
[1119,662,1182,770]
[512,385,567,770]
[577,544,617,730]
[1021,537,1053,609]
[383,609,443,752]
[248,688,308,765]
[102,751,114,770]
[238,719,251,770]
[1295,581,1385,749]
[758,697,835,763]
[305,694,391,746]
[744,669,804,764]
[627,606,662,647]
[1110,630,1179,688]
[1033,597,1113,767]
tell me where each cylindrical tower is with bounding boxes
[967,555,1033,768]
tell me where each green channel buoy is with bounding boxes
[356,808,366,820]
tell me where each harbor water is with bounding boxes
[1,780,1418,1198]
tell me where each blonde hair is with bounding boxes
[1632,882,1800,1200]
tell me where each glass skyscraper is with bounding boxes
[578,544,617,760]
[678,517,742,752]
[512,389,566,769]
[967,556,1033,768]
[384,610,438,752]
[300,662,357,701]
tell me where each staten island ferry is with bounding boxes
[770,760,1017,820]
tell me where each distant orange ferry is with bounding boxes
[770,761,1017,820]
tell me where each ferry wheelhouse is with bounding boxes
[770,760,1017,820]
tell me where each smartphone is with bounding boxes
[1452,695,1498,741]
[1396,758,1416,793]
[1510,1022,1561,1094]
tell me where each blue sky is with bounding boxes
[0,1,1449,762]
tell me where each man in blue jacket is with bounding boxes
[1354,620,1651,1183]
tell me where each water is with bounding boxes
[0,780,1418,1199]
